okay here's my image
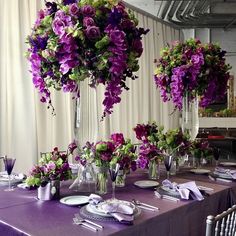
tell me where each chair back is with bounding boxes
[205,205,236,236]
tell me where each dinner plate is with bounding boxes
[86,199,135,218]
[60,195,89,206]
[134,180,159,188]
[219,162,236,167]
[190,169,211,174]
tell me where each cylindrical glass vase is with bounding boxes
[181,93,199,140]
[148,159,159,180]
[95,167,108,195]
[115,169,126,187]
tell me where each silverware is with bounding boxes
[154,191,180,202]
[132,199,159,211]
[73,218,98,231]
[74,214,104,229]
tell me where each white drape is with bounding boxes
[0,1,181,173]
[0,0,75,173]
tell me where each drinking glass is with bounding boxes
[3,157,16,191]
[213,147,220,166]
[109,163,120,200]
[164,155,172,179]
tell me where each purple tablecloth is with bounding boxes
[0,170,234,236]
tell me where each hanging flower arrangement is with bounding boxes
[26,0,149,117]
[154,38,231,110]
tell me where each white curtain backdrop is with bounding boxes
[0,0,75,173]
[0,1,182,173]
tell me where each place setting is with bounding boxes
[155,179,206,202]
[209,167,236,183]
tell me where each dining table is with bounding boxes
[0,165,236,236]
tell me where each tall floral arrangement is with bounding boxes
[26,0,149,117]
[154,38,231,109]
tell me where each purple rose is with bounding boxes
[85,26,101,40]
[52,18,66,36]
[83,17,95,27]
[132,39,143,56]
[109,30,125,46]
[81,5,95,17]
[111,133,125,145]
[69,3,79,16]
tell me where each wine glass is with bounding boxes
[3,157,16,191]
[109,163,120,200]
[164,155,172,179]
[213,147,220,166]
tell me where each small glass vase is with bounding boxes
[115,169,126,187]
[95,167,108,195]
[181,92,199,140]
[148,159,159,180]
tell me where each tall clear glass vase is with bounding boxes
[181,93,199,140]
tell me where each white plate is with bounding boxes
[134,180,159,188]
[190,169,211,174]
[86,199,135,218]
[60,195,89,206]
[17,183,30,189]
[220,162,236,167]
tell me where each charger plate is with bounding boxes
[159,186,181,197]
[80,203,141,222]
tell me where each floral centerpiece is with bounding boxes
[75,132,137,192]
[154,38,231,109]
[26,146,73,187]
[134,122,192,177]
[134,122,162,179]
[190,139,212,167]
[26,0,149,118]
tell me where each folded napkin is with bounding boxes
[214,167,236,179]
[162,179,204,201]
[88,194,134,224]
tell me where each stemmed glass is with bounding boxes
[109,163,120,200]
[213,147,220,166]
[3,157,16,191]
[164,155,172,179]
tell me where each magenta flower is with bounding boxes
[69,3,79,16]
[83,17,95,27]
[111,133,125,146]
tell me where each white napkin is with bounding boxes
[88,194,134,224]
[162,180,204,201]
[214,167,236,179]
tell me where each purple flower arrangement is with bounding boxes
[134,122,192,169]
[190,139,212,159]
[26,0,149,117]
[75,133,137,172]
[154,38,231,110]
[26,146,73,187]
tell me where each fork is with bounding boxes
[74,214,104,229]
[73,218,98,231]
